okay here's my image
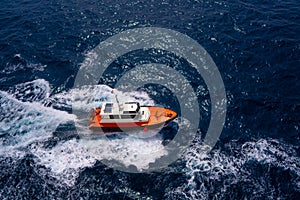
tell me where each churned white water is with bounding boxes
[0,79,169,186]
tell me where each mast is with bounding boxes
[111,89,121,111]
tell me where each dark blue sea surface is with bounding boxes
[0,0,299,199]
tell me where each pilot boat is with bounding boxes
[88,101,177,132]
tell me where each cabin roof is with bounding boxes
[101,102,140,115]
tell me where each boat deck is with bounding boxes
[146,106,177,126]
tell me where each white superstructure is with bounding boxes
[99,102,150,123]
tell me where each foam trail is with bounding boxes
[0,91,75,156]
[7,79,154,112]
[0,79,168,186]
[8,79,50,102]
[30,134,168,186]
[44,84,155,112]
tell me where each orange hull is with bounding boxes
[88,106,177,132]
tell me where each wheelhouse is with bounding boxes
[99,102,147,121]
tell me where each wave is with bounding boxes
[170,138,300,199]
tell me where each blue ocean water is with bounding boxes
[0,0,299,199]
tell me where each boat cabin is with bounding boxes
[100,102,150,122]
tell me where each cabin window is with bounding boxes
[104,103,113,113]
[123,111,137,114]
[121,115,136,119]
[109,115,120,119]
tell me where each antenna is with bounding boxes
[111,89,121,110]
